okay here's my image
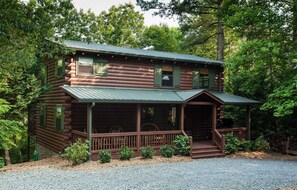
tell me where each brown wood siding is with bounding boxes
[35,58,72,153]
[69,60,155,88]
[184,105,212,141]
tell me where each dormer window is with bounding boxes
[77,56,108,76]
[161,66,173,87]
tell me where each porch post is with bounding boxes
[87,102,95,160]
[136,104,141,152]
[246,105,251,140]
[180,104,185,131]
[212,104,217,142]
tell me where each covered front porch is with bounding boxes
[62,86,259,159]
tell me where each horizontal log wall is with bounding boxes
[35,57,73,153]
[67,54,223,91]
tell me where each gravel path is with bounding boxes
[1,158,297,190]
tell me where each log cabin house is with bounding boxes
[33,39,259,160]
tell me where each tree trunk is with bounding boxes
[4,149,11,166]
[293,0,297,43]
[217,18,224,62]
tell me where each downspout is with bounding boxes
[87,102,95,160]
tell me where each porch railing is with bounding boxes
[213,129,225,154]
[217,127,247,140]
[71,130,185,153]
[140,130,182,148]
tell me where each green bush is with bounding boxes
[252,135,270,151]
[173,135,190,155]
[224,133,241,154]
[118,146,134,160]
[160,145,174,158]
[140,146,155,159]
[239,140,253,151]
[98,150,112,164]
[62,139,90,165]
[0,157,4,168]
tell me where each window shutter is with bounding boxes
[173,66,181,88]
[209,69,215,90]
[154,64,162,87]
[192,68,199,89]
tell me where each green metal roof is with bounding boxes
[210,91,260,105]
[61,86,259,105]
[61,86,184,104]
[56,39,224,66]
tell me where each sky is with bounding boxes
[72,0,179,27]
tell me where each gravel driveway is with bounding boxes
[1,158,296,190]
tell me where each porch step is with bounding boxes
[191,142,225,159]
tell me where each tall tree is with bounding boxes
[137,0,227,61]
[140,24,183,52]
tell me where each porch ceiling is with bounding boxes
[61,85,260,105]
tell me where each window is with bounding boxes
[161,66,173,87]
[199,69,209,88]
[55,59,65,77]
[167,106,176,127]
[77,57,93,75]
[39,105,46,128]
[77,56,108,76]
[142,107,155,123]
[54,105,64,131]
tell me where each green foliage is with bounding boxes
[62,139,90,165]
[173,135,190,156]
[140,146,155,159]
[98,150,112,164]
[0,157,4,168]
[225,133,270,154]
[160,145,174,158]
[118,146,134,160]
[141,24,183,53]
[224,133,242,154]
[252,135,270,151]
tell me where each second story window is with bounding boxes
[199,69,209,88]
[55,59,65,77]
[161,66,173,87]
[77,57,94,75]
[77,56,108,76]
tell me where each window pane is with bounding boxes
[56,59,64,76]
[77,57,94,75]
[78,57,93,65]
[55,106,63,131]
[162,67,173,87]
[39,106,46,128]
[142,107,155,123]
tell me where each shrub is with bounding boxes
[0,157,4,168]
[239,140,253,151]
[224,133,241,154]
[62,139,90,165]
[173,135,190,155]
[140,146,155,159]
[160,145,174,158]
[118,146,134,160]
[98,150,112,164]
[252,135,270,151]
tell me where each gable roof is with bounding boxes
[56,39,224,66]
[61,85,260,105]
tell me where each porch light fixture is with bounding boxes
[162,75,170,80]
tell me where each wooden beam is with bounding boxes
[180,104,185,131]
[87,102,95,160]
[186,101,215,106]
[246,105,251,140]
[136,104,141,152]
[212,105,217,143]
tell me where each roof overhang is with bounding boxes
[61,85,260,105]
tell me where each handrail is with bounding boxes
[140,130,182,136]
[72,130,88,137]
[214,129,225,154]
